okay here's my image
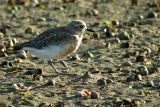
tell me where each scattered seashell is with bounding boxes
[13,83,31,92]
[80,89,91,97]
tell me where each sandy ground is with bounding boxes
[0,0,160,106]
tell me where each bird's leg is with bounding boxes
[48,59,60,74]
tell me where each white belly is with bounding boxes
[22,44,70,60]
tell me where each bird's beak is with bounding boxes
[86,28,95,32]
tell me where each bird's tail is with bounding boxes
[13,42,30,51]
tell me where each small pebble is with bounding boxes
[25,26,36,34]
[38,102,49,107]
[13,83,31,92]
[137,65,149,75]
[93,32,100,40]
[0,43,5,50]
[90,91,100,99]
[82,71,92,79]
[147,11,158,18]
[112,38,121,44]
[148,67,158,74]
[47,79,56,86]
[105,31,115,38]
[148,80,155,87]
[118,31,130,40]
[83,51,94,58]
[123,61,133,66]
[106,78,114,83]
[0,102,7,107]
[0,50,7,57]
[0,32,4,40]
[105,42,111,49]
[120,42,130,48]
[136,55,146,62]
[92,9,99,16]
[36,68,43,75]
[82,37,88,43]
[55,101,65,107]
[14,58,23,63]
[97,78,107,86]
[16,50,27,59]
[6,48,14,54]
[138,15,144,19]
[137,74,142,81]
[112,20,120,26]
[75,54,80,60]
[60,61,68,67]
[131,0,139,5]
[37,17,46,22]
[8,0,30,5]
[32,74,43,81]
[143,47,152,54]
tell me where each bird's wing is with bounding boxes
[14,26,78,50]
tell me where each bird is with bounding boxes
[14,20,94,73]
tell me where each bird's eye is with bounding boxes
[79,25,84,28]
